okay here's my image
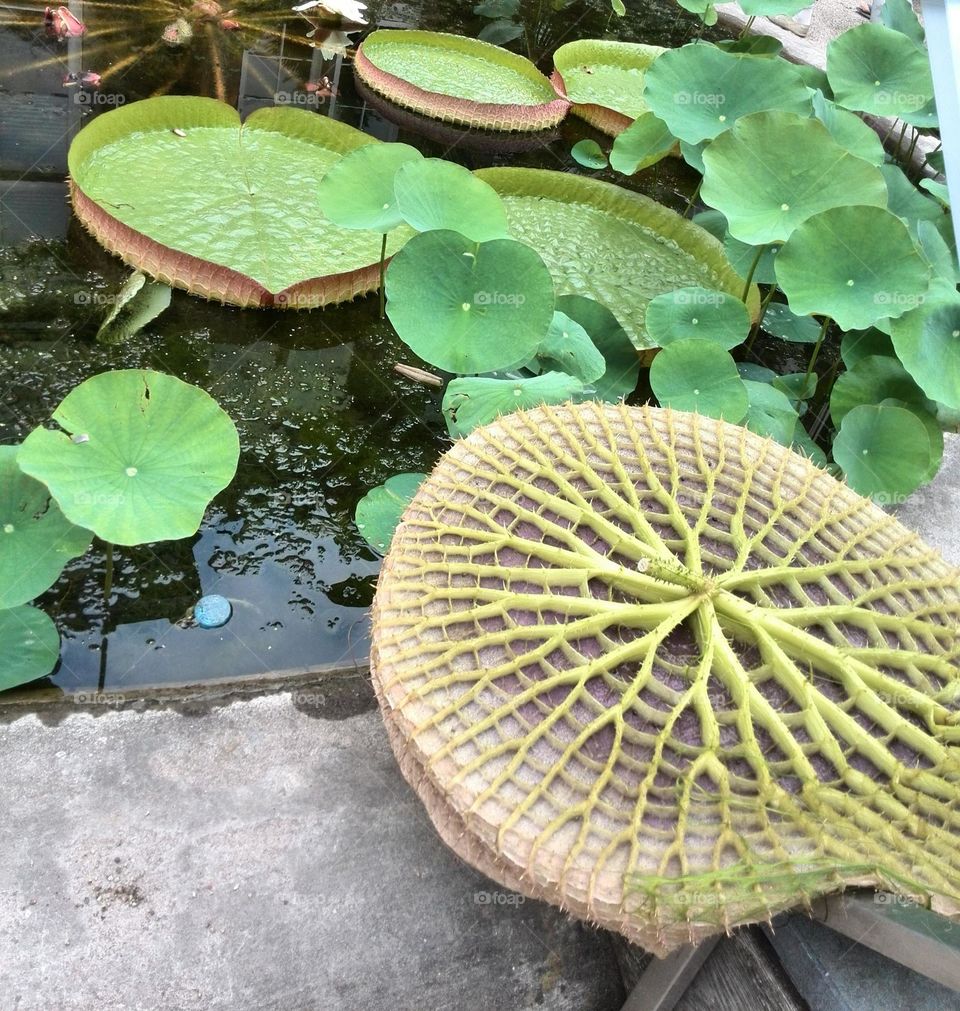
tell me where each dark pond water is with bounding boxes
[0,0,773,694]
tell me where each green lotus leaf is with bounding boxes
[371,401,960,956]
[778,370,819,398]
[738,0,813,15]
[701,111,887,246]
[840,327,896,368]
[917,220,960,284]
[318,142,423,233]
[95,271,172,346]
[676,0,718,26]
[17,370,240,547]
[833,403,932,498]
[385,229,556,374]
[920,180,951,209]
[738,362,778,384]
[571,140,608,170]
[393,158,509,241]
[775,206,931,331]
[554,294,640,402]
[811,91,885,166]
[693,210,781,285]
[0,606,60,692]
[716,36,784,57]
[642,44,812,145]
[355,30,568,131]
[442,372,585,438]
[830,353,930,427]
[477,168,759,350]
[899,97,939,128]
[609,113,676,174]
[355,472,427,554]
[552,39,665,135]
[478,19,524,44]
[881,164,945,227]
[650,338,748,420]
[679,140,706,174]
[68,97,410,308]
[880,0,925,44]
[644,287,750,349]
[791,419,828,465]
[534,311,606,383]
[742,380,800,444]
[762,302,821,344]
[473,0,519,16]
[0,447,92,609]
[880,398,944,484]
[827,24,934,117]
[889,280,960,409]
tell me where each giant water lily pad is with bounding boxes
[0,446,92,609]
[701,111,887,246]
[371,401,960,955]
[17,370,240,547]
[0,606,60,691]
[643,43,812,145]
[355,30,568,131]
[551,39,665,135]
[476,168,759,350]
[68,96,410,309]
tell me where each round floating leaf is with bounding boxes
[318,142,423,233]
[442,372,585,438]
[385,230,555,374]
[478,167,759,350]
[762,302,821,344]
[355,30,568,131]
[776,206,931,331]
[840,327,895,368]
[880,0,925,44]
[555,294,640,402]
[393,158,509,241]
[917,220,959,285]
[643,44,811,145]
[773,372,818,403]
[738,362,778,384]
[650,339,748,420]
[552,39,665,135]
[716,35,784,57]
[68,97,411,308]
[677,0,718,24]
[0,447,92,609]
[701,111,887,246]
[827,24,933,117]
[738,0,812,14]
[881,164,945,227]
[890,280,960,409]
[17,370,240,547]
[833,403,932,498]
[0,606,59,691]
[355,472,427,554]
[742,380,800,444]
[645,287,750,350]
[371,401,960,956]
[830,354,930,427]
[609,113,675,174]
[882,398,944,484]
[571,140,608,169]
[811,91,885,166]
[534,311,606,383]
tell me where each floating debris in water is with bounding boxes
[45,6,86,39]
[71,433,90,444]
[172,128,187,138]
[292,0,367,25]
[194,594,232,629]
[162,18,194,46]
[63,71,102,89]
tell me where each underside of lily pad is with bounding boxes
[476,168,758,349]
[372,402,960,956]
[551,39,665,135]
[354,30,569,132]
[68,96,409,309]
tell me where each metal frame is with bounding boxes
[620,893,960,1009]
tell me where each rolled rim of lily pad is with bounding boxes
[354,30,570,132]
[353,73,562,153]
[476,167,759,348]
[551,39,666,136]
[68,96,394,309]
[371,402,960,955]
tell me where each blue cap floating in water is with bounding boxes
[195,594,232,629]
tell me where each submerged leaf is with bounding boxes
[355,472,427,554]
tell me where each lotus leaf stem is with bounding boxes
[379,232,387,319]
[740,243,768,303]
